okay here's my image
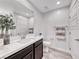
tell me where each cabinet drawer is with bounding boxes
[35,39,43,47]
[5,44,33,59]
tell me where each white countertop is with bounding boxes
[0,35,43,59]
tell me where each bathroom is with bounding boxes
[0,0,78,59]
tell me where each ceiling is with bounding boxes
[0,0,30,15]
[28,0,72,13]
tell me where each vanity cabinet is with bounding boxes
[23,51,33,59]
[5,45,33,59]
[34,39,43,59]
[5,39,43,59]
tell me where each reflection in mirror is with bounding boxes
[0,8,34,43]
[0,9,16,45]
[10,11,34,43]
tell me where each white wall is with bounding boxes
[44,7,69,50]
[35,7,70,50]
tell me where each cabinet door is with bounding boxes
[23,51,33,59]
[5,51,22,59]
[35,43,43,59]
[70,30,79,59]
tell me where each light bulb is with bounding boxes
[57,1,60,5]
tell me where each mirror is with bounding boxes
[0,8,34,43]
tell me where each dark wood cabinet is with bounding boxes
[23,51,33,59]
[34,39,43,59]
[35,43,43,59]
[5,45,33,59]
[5,39,43,59]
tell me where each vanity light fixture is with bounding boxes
[57,1,60,5]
